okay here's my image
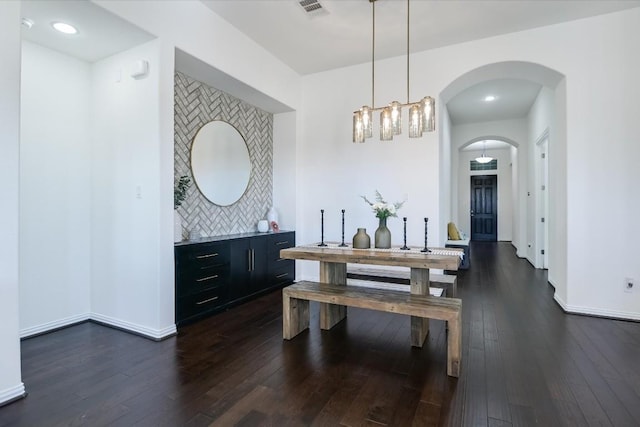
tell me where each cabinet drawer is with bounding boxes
[176,242,230,269]
[267,232,294,253]
[268,249,294,264]
[177,265,229,297]
[268,262,295,287]
[176,287,228,321]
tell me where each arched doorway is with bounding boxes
[438,61,565,273]
[457,137,519,243]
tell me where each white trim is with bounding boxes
[0,383,26,406]
[20,313,90,339]
[90,313,177,340]
[20,313,176,341]
[534,129,550,270]
[554,294,640,321]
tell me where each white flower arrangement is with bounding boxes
[362,191,405,220]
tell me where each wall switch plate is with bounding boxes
[624,277,635,293]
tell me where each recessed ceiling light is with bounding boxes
[52,22,78,35]
[484,95,496,102]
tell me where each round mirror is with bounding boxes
[190,120,251,206]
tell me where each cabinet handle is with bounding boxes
[196,253,219,259]
[275,241,289,246]
[251,249,255,271]
[196,296,219,305]
[196,274,219,282]
[276,273,289,279]
[247,249,252,272]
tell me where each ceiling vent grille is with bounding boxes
[298,0,327,17]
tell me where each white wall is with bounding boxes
[90,39,175,338]
[94,0,300,111]
[439,104,453,246]
[91,0,301,322]
[551,80,568,304]
[0,0,25,405]
[298,62,441,281]
[510,145,520,250]
[298,8,640,318]
[526,87,554,266]
[457,148,513,241]
[19,42,92,337]
[273,111,297,232]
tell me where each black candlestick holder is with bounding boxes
[421,217,431,253]
[318,209,327,247]
[400,217,410,250]
[339,209,348,247]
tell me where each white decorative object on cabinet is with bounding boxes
[267,206,278,230]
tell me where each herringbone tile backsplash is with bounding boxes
[174,72,273,238]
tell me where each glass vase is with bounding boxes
[352,228,371,249]
[375,217,391,249]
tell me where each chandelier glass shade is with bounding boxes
[352,0,435,143]
[475,142,494,164]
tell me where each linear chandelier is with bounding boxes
[353,0,435,143]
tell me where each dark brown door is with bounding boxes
[470,175,497,241]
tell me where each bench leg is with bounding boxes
[410,267,430,347]
[447,310,462,377]
[319,261,347,330]
[282,292,309,340]
[411,317,429,347]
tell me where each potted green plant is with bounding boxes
[174,175,190,242]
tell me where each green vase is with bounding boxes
[352,228,371,249]
[375,217,391,249]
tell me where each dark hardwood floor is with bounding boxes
[2,242,640,426]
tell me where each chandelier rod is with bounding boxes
[371,0,376,109]
[406,0,410,105]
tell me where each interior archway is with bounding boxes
[438,60,566,279]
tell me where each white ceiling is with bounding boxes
[447,79,542,125]
[201,0,640,75]
[20,0,154,63]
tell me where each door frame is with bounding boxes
[535,129,549,269]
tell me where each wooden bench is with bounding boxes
[346,266,457,297]
[282,281,462,377]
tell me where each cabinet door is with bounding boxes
[229,239,251,302]
[229,236,270,300]
[248,236,268,294]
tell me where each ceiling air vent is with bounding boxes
[298,0,328,17]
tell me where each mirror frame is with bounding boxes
[190,120,252,207]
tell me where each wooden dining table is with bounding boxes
[280,243,462,347]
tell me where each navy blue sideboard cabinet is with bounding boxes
[175,231,295,326]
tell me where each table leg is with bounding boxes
[319,261,347,330]
[410,267,430,347]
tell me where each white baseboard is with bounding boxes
[90,313,177,340]
[20,313,90,339]
[554,294,640,321]
[21,312,176,341]
[0,383,26,406]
